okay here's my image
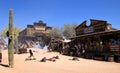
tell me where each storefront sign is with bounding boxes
[84,27,94,34]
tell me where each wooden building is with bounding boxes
[19,20,52,40]
[18,20,52,49]
[71,19,120,62]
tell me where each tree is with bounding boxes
[0,27,8,38]
[63,24,78,39]
[50,27,63,37]
[0,25,22,54]
[0,26,22,38]
[8,9,14,68]
[71,23,78,37]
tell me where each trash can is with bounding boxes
[114,55,120,62]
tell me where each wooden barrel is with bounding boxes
[108,55,114,62]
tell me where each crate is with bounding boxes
[108,56,114,62]
[93,56,104,61]
[19,49,27,54]
[85,53,94,59]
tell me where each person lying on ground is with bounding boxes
[40,57,47,62]
[25,56,36,61]
[40,56,59,62]
[52,55,59,59]
[69,57,79,61]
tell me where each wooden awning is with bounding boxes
[71,30,120,39]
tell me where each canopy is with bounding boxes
[63,39,71,43]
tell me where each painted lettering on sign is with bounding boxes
[84,27,94,34]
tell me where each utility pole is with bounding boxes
[8,9,14,68]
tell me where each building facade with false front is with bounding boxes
[18,20,52,51]
[71,19,120,62]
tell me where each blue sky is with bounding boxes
[0,0,120,32]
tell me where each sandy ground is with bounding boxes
[0,48,120,73]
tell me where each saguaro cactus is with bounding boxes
[8,9,14,68]
[14,36,19,54]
